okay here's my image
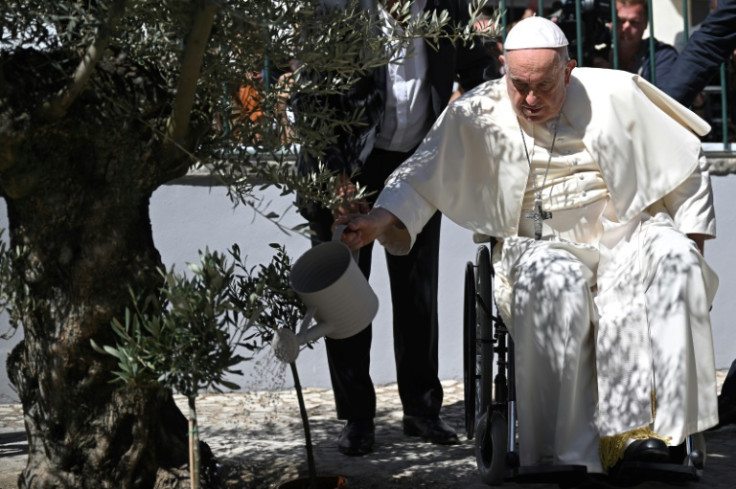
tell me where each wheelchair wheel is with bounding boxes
[475,410,508,485]
[463,261,478,439]
[475,245,494,414]
[464,245,495,439]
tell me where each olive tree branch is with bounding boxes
[39,0,127,121]
[164,1,219,156]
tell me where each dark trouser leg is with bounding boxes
[718,359,736,426]
[722,359,736,398]
[387,211,443,417]
[313,147,422,420]
[309,207,377,420]
[353,147,442,417]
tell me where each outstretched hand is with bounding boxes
[335,208,400,251]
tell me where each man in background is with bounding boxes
[594,0,678,85]
[660,0,736,107]
[294,0,494,456]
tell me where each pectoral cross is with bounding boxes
[525,197,551,240]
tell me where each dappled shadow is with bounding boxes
[0,431,27,458]
[208,386,735,489]
[498,211,718,465]
[387,81,529,239]
[197,387,483,489]
[0,379,732,489]
[593,218,717,438]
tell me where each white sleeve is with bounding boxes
[374,179,438,255]
[659,152,716,238]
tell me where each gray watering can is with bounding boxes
[272,226,379,363]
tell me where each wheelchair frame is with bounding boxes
[462,241,706,486]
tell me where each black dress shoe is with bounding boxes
[402,415,460,445]
[337,418,375,456]
[623,438,670,463]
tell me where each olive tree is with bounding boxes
[0,1,492,488]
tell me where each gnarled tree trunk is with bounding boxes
[1,48,215,489]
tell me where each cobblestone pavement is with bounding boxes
[1,372,733,489]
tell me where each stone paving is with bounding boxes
[0,372,734,489]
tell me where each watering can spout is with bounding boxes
[272,308,335,363]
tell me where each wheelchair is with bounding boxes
[462,240,707,487]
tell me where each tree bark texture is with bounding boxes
[1,49,214,489]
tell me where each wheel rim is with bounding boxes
[475,245,493,412]
[463,261,477,439]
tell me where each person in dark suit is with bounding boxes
[591,0,678,85]
[660,0,736,429]
[294,0,495,456]
[659,0,736,107]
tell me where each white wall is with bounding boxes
[709,174,736,369]
[652,1,684,47]
[148,183,477,391]
[0,182,478,400]
[2,174,736,402]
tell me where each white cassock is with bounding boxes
[374,68,720,472]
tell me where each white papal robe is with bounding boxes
[372,68,719,472]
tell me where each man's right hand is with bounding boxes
[335,208,401,251]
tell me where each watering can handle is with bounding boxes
[332,224,360,263]
[297,306,317,336]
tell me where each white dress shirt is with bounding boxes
[374,0,433,152]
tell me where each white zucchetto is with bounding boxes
[504,16,569,51]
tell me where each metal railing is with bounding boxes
[493,0,733,158]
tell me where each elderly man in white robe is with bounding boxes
[336,16,720,473]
